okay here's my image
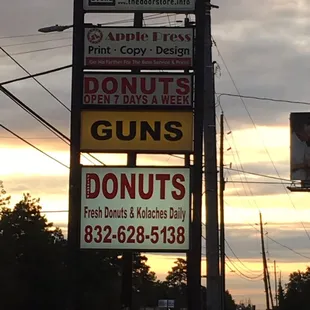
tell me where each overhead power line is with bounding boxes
[217,92,310,107]
[0,64,72,86]
[213,36,310,242]
[1,36,72,47]
[0,84,105,166]
[1,47,70,112]
[225,239,263,275]
[0,124,69,169]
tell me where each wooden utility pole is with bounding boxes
[219,112,226,310]
[274,260,278,308]
[259,212,270,310]
[204,2,221,309]
[267,261,274,309]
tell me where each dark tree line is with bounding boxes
[0,182,237,310]
[278,266,310,310]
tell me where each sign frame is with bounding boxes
[83,71,194,109]
[290,112,310,181]
[84,26,195,70]
[80,110,194,154]
[79,165,191,252]
[83,0,195,13]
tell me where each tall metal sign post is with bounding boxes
[68,0,212,310]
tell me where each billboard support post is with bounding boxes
[188,0,206,309]
[68,0,84,309]
[204,3,221,310]
[121,12,143,310]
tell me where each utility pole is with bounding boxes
[190,0,208,308]
[204,1,221,310]
[274,260,278,308]
[120,12,143,310]
[67,0,84,309]
[267,260,274,309]
[219,112,225,310]
[259,212,270,310]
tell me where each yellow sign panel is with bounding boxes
[80,110,193,153]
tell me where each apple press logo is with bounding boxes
[87,29,103,44]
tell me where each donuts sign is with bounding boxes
[83,73,193,107]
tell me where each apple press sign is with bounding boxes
[84,27,194,69]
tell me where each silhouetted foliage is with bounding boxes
[0,185,238,310]
[0,192,67,310]
[279,267,310,310]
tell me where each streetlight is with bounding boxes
[38,24,73,33]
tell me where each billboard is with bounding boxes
[80,166,190,251]
[84,0,195,13]
[84,27,194,69]
[290,112,310,181]
[83,73,193,107]
[80,110,193,153]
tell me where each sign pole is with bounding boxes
[120,12,143,310]
[190,0,206,309]
[204,2,221,310]
[68,0,84,309]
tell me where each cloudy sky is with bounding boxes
[2,0,310,309]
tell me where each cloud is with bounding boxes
[3,0,310,307]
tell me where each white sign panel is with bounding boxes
[84,27,194,69]
[84,0,195,13]
[80,167,190,250]
[83,73,193,106]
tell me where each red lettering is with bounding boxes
[155,174,170,199]
[86,173,100,198]
[84,77,99,94]
[102,77,117,94]
[172,174,185,200]
[120,173,136,199]
[158,77,174,94]
[106,31,148,41]
[176,78,190,95]
[141,77,156,94]
[102,173,118,199]
[85,172,186,200]
[122,77,136,94]
[139,174,154,199]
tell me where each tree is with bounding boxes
[0,193,67,310]
[0,180,10,206]
[166,258,187,287]
[165,257,237,310]
[278,278,285,310]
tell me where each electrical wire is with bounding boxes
[1,64,72,86]
[0,84,105,166]
[225,239,263,275]
[212,36,310,242]
[217,92,310,107]
[0,124,69,169]
[225,255,263,280]
[1,47,71,112]
[1,36,72,47]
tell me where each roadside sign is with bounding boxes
[80,166,190,251]
[84,27,194,69]
[83,0,195,13]
[80,110,193,153]
[83,72,193,107]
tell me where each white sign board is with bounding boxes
[84,27,194,69]
[84,0,195,13]
[83,73,193,106]
[158,299,175,308]
[80,167,190,250]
